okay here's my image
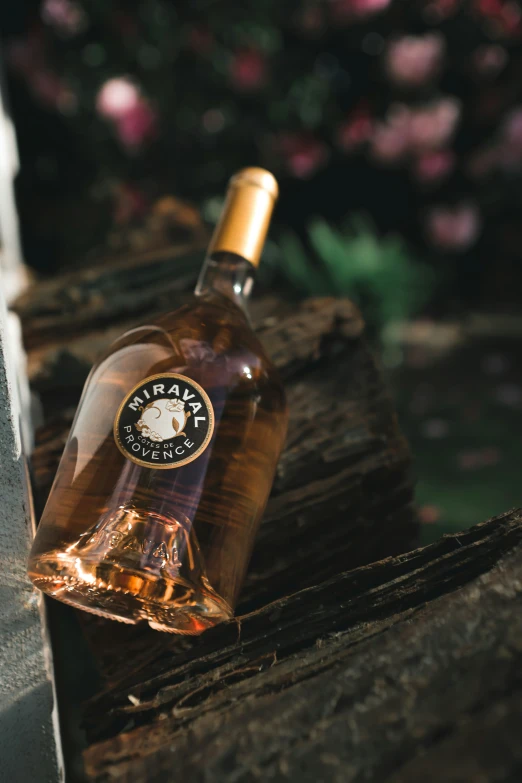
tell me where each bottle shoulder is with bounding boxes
[89,294,285,404]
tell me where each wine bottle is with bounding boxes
[28,168,288,634]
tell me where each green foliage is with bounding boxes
[277,217,436,334]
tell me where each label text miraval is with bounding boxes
[128,383,207,428]
[114,372,214,469]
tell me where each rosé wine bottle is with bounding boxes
[28,168,288,634]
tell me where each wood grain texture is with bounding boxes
[82,509,522,783]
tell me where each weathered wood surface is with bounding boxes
[82,508,522,783]
[16,245,421,778]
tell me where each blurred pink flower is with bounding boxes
[424,0,462,21]
[502,107,522,149]
[370,99,460,165]
[414,149,455,182]
[115,103,158,150]
[493,107,522,168]
[230,49,267,92]
[329,0,391,21]
[473,0,522,37]
[41,0,86,36]
[409,98,461,152]
[457,447,501,470]
[329,0,391,24]
[426,203,481,251]
[470,106,522,174]
[113,183,148,225]
[32,71,76,111]
[371,121,409,163]
[96,78,157,150]
[472,44,507,76]
[502,3,522,36]
[96,78,141,120]
[475,0,502,11]
[353,0,391,10]
[278,133,330,178]
[5,34,75,111]
[418,505,441,524]
[337,107,373,151]
[386,34,445,87]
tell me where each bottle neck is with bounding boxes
[195,252,255,313]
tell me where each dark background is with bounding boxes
[3,0,522,310]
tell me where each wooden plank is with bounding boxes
[83,509,522,782]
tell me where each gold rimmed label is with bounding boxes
[114,373,214,469]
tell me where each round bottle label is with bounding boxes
[114,373,215,469]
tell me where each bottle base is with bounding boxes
[29,552,233,635]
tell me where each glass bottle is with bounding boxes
[28,168,288,634]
